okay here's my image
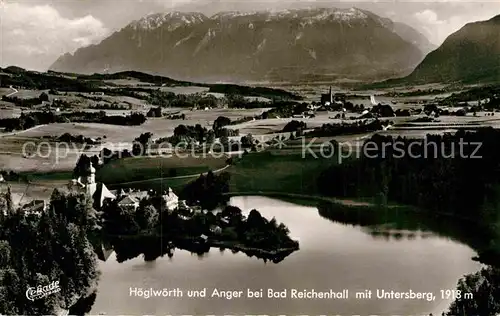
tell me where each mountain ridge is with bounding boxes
[50,8,427,83]
[391,13,500,85]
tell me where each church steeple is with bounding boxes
[82,163,96,185]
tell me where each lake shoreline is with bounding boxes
[91,195,482,316]
[225,192,500,267]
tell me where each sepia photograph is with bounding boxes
[1,0,500,315]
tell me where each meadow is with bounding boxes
[96,155,227,184]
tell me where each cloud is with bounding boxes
[413,8,497,45]
[0,2,109,71]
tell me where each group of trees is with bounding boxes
[88,103,131,110]
[208,85,301,101]
[165,113,186,120]
[318,128,500,238]
[132,132,153,156]
[306,119,387,137]
[445,266,500,316]
[438,85,500,106]
[73,154,99,178]
[0,189,100,315]
[314,128,500,315]
[240,209,296,250]
[261,101,309,119]
[100,184,296,263]
[224,94,273,109]
[147,91,220,108]
[148,107,188,120]
[0,68,102,92]
[0,111,146,132]
[146,107,162,117]
[213,116,231,130]
[57,133,102,145]
[282,120,307,134]
[162,121,239,148]
[1,92,49,108]
[180,171,231,210]
[169,124,211,145]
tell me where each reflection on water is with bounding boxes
[88,196,482,316]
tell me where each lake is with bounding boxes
[91,196,482,315]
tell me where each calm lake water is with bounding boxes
[91,196,482,315]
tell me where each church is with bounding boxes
[321,86,333,105]
[67,162,116,210]
[67,161,179,212]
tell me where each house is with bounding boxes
[129,189,149,201]
[117,195,139,211]
[21,200,48,216]
[210,225,222,234]
[163,187,179,211]
[178,200,188,209]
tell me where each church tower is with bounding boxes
[83,163,97,197]
[82,163,96,186]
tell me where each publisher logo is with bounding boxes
[26,281,61,301]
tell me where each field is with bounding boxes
[96,155,227,184]
[226,151,338,195]
[102,150,339,196]
[14,108,268,141]
[3,73,500,208]
[1,89,48,99]
[3,180,68,206]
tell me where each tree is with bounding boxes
[39,92,49,102]
[241,133,254,148]
[174,124,189,136]
[132,132,153,156]
[247,209,265,228]
[220,136,229,149]
[206,130,215,143]
[73,154,92,178]
[213,116,231,130]
[221,206,243,220]
[135,205,159,230]
[225,94,245,108]
[0,189,100,314]
[0,240,11,267]
[446,267,500,316]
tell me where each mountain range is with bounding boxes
[49,8,433,83]
[398,14,500,85]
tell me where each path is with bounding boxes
[6,86,18,97]
[110,164,232,186]
[0,124,47,138]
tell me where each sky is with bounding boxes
[1,0,499,71]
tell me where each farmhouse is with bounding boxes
[163,187,179,211]
[21,200,48,216]
[117,195,140,211]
